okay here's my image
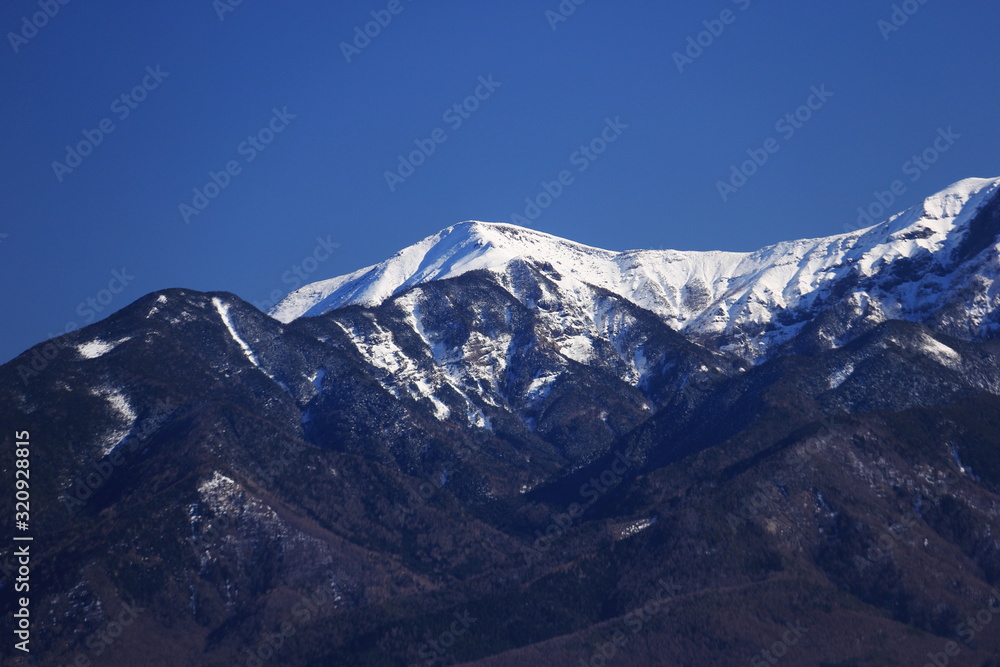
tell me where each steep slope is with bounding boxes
[2,177,1000,666]
[295,270,740,465]
[287,323,1000,667]
[273,176,1000,362]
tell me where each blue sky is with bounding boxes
[2,0,998,362]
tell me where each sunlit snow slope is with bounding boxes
[271,177,1000,361]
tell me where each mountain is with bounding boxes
[273,176,1000,361]
[2,178,999,666]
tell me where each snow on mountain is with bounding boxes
[271,177,1000,361]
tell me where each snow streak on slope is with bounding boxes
[329,315,455,420]
[271,177,1000,361]
[213,297,286,390]
[330,291,498,427]
[214,297,262,368]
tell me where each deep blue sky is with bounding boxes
[2,0,998,363]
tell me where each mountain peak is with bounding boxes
[268,219,618,323]
[271,178,1000,360]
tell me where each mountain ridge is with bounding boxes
[3,177,1000,666]
[272,176,1000,362]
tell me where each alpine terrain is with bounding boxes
[3,177,1000,666]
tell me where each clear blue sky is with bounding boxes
[2,0,998,363]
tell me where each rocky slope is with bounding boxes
[1,178,998,666]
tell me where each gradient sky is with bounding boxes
[2,0,999,363]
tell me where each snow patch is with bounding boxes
[309,368,326,393]
[919,334,961,366]
[77,337,130,359]
[561,335,595,364]
[146,295,168,318]
[93,387,138,456]
[828,362,854,389]
[198,470,237,497]
[617,517,656,540]
[427,394,451,420]
[526,372,559,403]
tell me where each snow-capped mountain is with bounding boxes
[272,177,1000,361]
[4,177,1000,666]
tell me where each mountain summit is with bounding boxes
[4,177,1000,666]
[273,176,1000,360]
